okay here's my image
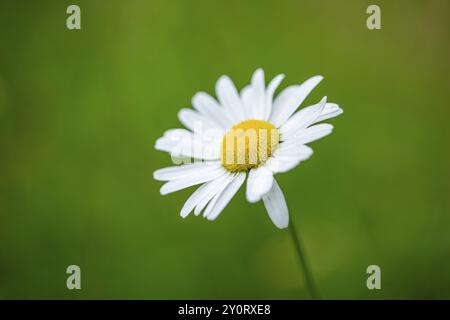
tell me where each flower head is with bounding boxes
[154,69,343,229]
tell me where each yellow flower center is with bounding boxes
[221,119,279,172]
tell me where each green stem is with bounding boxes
[288,220,320,299]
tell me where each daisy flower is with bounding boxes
[154,69,342,229]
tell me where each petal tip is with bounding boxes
[180,211,189,218]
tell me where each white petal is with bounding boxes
[313,103,343,123]
[153,161,220,181]
[155,128,221,160]
[264,74,284,120]
[216,75,246,122]
[178,108,223,134]
[292,123,334,145]
[192,92,233,129]
[266,156,302,173]
[270,75,323,127]
[159,166,225,195]
[241,85,255,119]
[155,129,192,154]
[251,68,266,120]
[262,178,289,229]
[194,174,231,216]
[204,172,246,221]
[265,144,313,173]
[173,141,220,160]
[180,171,229,218]
[280,96,327,141]
[177,108,204,132]
[274,143,313,158]
[246,166,273,203]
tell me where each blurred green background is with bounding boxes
[0,0,449,299]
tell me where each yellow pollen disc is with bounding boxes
[221,119,280,172]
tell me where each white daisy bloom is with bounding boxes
[154,69,343,229]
